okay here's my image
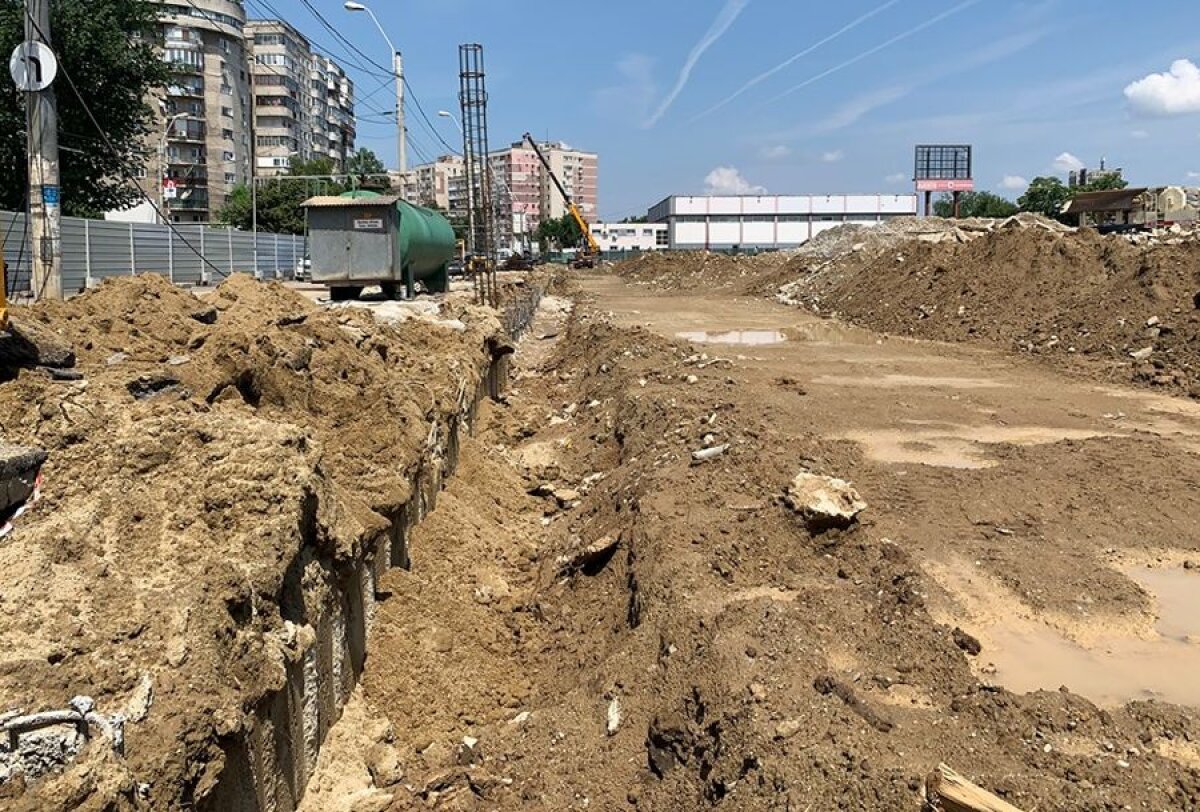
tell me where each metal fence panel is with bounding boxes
[132,224,172,279]
[86,221,136,281]
[61,218,89,293]
[0,210,302,294]
[230,232,256,276]
[171,226,207,286]
[0,211,31,294]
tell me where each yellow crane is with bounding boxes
[522,133,600,269]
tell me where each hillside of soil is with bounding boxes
[291,288,1200,811]
[0,274,509,810]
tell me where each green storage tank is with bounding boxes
[302,190,458,300]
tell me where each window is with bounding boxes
[222,128,234,140]
[655,230,669,247]
[221,106,233,118]
[224,172,235,184]
[222,150,235,161]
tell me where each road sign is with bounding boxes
[163,179,178,200]
[9,41,57,92]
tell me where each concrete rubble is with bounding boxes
[784,472,867,530]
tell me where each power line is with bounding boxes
[24,9,231,280]
[403,77,456,154]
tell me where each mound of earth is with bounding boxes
[0,274,510,809]
[777,227,1200,395]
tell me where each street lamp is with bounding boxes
[159,113,188,224]
[345,1,405,173]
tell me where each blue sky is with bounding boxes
[285,0,1200,220]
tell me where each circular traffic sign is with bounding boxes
[9,41,58,92]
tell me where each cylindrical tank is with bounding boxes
[396,198,457,278]
[334,190,456,284]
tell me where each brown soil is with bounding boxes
[294,280,1200,811]
[0,274,507,810]
[779,228,1200,396]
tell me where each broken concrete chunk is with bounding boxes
[606,698,622,736]
[556,535,619,576]
[1130,346,1154,361]
[691,444,729,463]
[785,472,866,530]
[189,306,218,325]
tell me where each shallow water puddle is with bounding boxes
[675,329,786,345]
[812,373,1011,390]
[932,559,1200,707]
[842,424,1113,469]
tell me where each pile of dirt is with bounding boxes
[0,274,510,809]
[776,227,1200,395]
[290,289,1200,811]
[613,251,788,292]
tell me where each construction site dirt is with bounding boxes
[4,229,1200,811]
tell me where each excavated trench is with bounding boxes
[196,288,542,812]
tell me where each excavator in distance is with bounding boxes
[522,133,601,270]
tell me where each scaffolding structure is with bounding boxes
[458,44,498,307]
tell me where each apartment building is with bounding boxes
[127,3,355,225]
[397,154,464,211]
[153,0,253,222]
[248,20,356,177]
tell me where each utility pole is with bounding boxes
[26,0,62,300]
[394,51,406,173]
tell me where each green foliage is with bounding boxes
[535,214,583,250]
[620,215,648,223]
[933,191,1019,219]
[219,159,346,235]
[346,148,385,177]
[0,0,170,216]
[1078,174,1128,192]
[1017,176,1073,220]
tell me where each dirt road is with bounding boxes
[584,275,1200,706]
[294,273,1200,811]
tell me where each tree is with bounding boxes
[347,148,385,178]
[1078,174,1128,192]
[0,0,170,216]
[1017,176,1073,220]
[218,158,346,235]
[933,191,1018,219]
[535,214,582,250]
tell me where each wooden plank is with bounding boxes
[926,764,1026,812]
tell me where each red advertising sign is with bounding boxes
[915,178,975,192]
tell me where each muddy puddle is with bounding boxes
[932,559,1200,707]
[842,422,1113,469]
[675,329,786,345]
[812,373,1011,390]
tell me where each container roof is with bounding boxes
[301,195,400,208]
[1064,188,1149,214]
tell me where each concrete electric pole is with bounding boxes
[24,0,62,300]
[344,2,405,173]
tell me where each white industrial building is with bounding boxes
[589,222,670,252]
[647,194,918,250]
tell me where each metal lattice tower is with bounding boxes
[458,44,497,306]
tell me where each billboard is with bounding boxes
[914,145,973,192]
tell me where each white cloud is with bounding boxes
[645,0,751,127]
[885,172,908,184]
[1124,59,1200,116]
[594,54,656,123]
[1131,129,1149,139]
[999,175,1028,190]
[1188,171,1200,180]
[704,167,766,195]
[759,144,792,160]
[821,150,845,163]
[1052,151,1084,173]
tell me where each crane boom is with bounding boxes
[522,133,601,261]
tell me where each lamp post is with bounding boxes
[438,110,476,254]
[345,1,405,173]
[160,113,188,225]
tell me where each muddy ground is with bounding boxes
[295,273,1200,811]
[5,253,1200,811]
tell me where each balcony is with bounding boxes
[167,81,205,98]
